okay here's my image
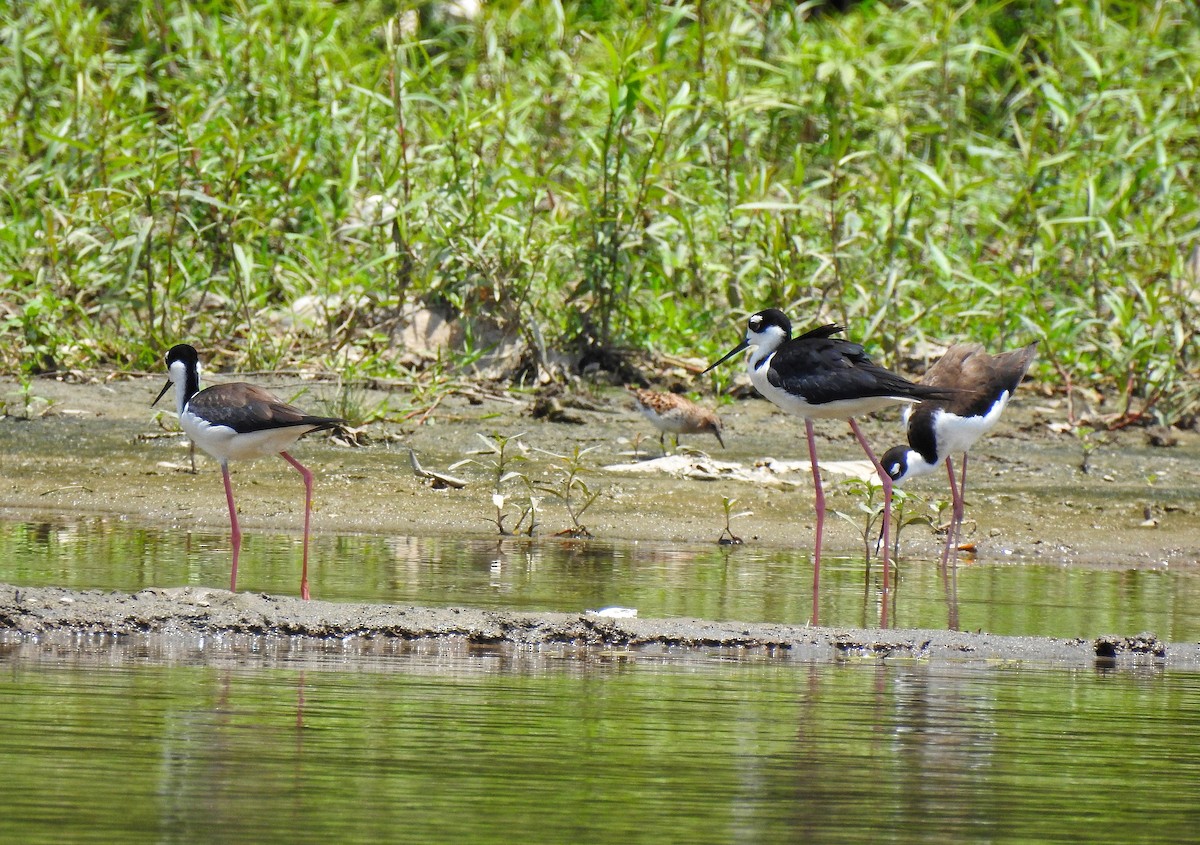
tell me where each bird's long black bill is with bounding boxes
[152,380,172,407]
[700,339,749,375]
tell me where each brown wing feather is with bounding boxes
[189,383,345,434]
[920,342,1037,417]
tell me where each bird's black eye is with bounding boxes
[749,316,761,329]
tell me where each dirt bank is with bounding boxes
[2,373,1199,566]
[0,583,1188,670]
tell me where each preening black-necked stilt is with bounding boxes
[701,309,954,607]
[153,344,345,600]
[630,388,724,453]
[881,341,1037,563]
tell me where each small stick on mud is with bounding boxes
[408,449,468,489]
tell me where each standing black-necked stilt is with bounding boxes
[881,341,1037,564]
[630,388,725,454]
[701,309,954,612]
[153,344,345,600]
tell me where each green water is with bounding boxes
[3,518,1200,843]
[2,517,1198,639]
[1,645,1198,845]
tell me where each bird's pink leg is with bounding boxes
[952,453,969,561]
[221,462,241,593]
[941,457,960,567]
[805,418,823,624]
[848,418,893,598]
[957,452,969,535]
[281,451,314,601]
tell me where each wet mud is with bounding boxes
[2,374,1200,664]
[0,583,1189,669]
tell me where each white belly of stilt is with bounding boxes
[182,411,310,463]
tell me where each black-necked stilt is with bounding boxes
[630,388,724,453]
[702,309,954,608]
[153,344,345,600]
[881,341,1037,563]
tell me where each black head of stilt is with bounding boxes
[701,309,796,375]
[153,344,201,407]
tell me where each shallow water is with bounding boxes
[2,516,1199,639]
[7,376,1200,843]
[2,644,1198,845]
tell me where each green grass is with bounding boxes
[3,0,1200,423]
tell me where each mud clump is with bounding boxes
[1093,632,1166,659]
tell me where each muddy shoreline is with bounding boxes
[0,583,1188,670]
[3,374,1200,563]
[3,375,1200,668]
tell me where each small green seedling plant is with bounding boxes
[718,496,752,545]
[834,478,925,562]
[629,431,649,460]
[931,494,954,538]
[1074,425,1108,475]
[451,432,539,536]
[490,491,541,537]
[1,375,54,420]
[887,486,932,559]
[531,445,602,539]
